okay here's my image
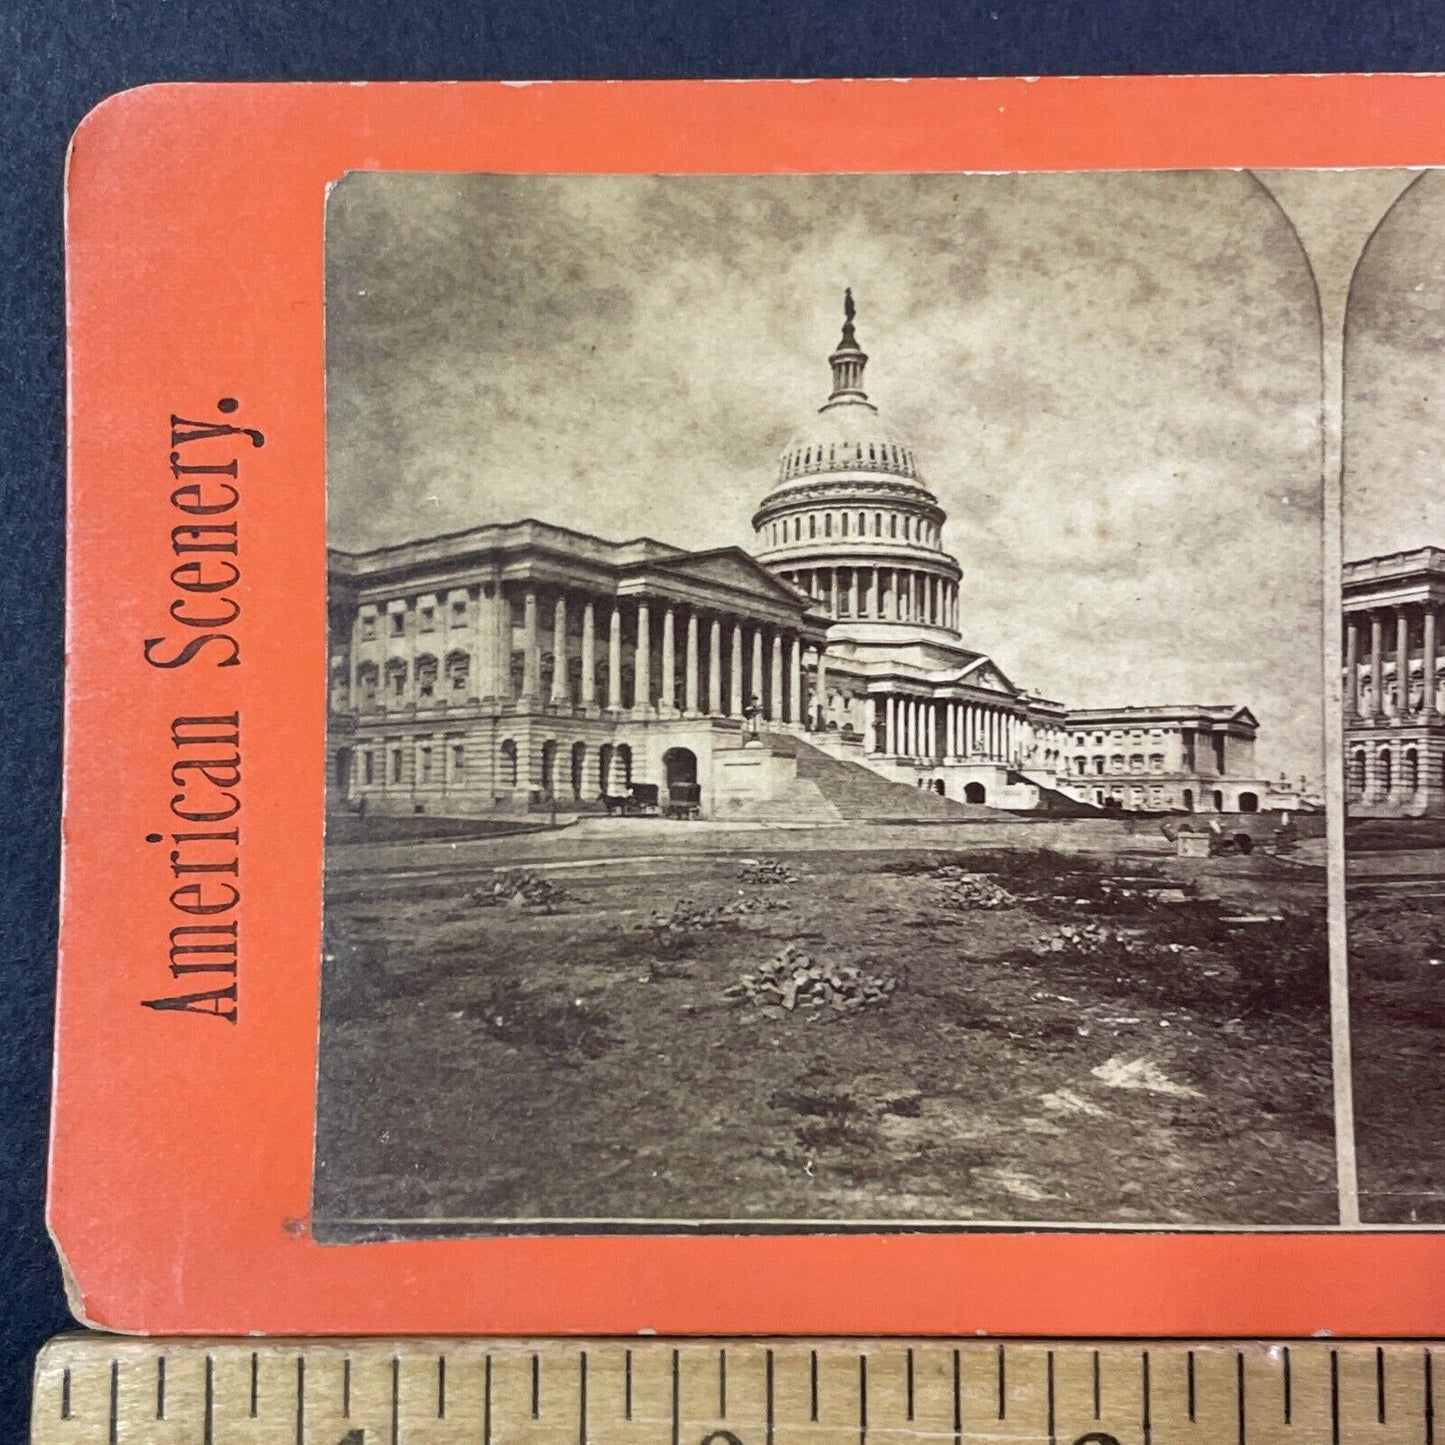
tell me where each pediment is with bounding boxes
[642,548,808,607]
[956,655,1019,695]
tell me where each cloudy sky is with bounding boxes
[1345,170,1445,561]
[327,170,1328,783]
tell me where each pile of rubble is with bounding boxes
[738,858,795,886]
[1034,922,1193,957]
[639,894,792,939]
[725,944,899,1013]
[470,869,569,912]
[937,873,1018,911]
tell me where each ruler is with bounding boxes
[31,1337,1439,1445]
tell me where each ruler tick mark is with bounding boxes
[1047,1350,1057,1445]
[766,1348,775,1445]
[108,1360,118,1445]
[343,1356,352,1418]
[392,1354,401,1445]
[485,1354,493,1445]
[296,1356,306,1445]
[1237,1352,1246,1445]
[1330,1351,1340,1445]
[60,1365,71,1421]
[859,1353,869,1445]
[1142,1350,1151,1445]
[439,1353,447,1419]
[672,1348,680,1445]
[250,1351,259,1418]
[1378,1346,1387,1425]
[1188,1351,1196,1424]
[1425,1349,1434,1445]
[720,1347,727,1419]
[579,1350,588,1445]
[998,1344,1007,1421]
[810,1350,819,1423]
[624,1349,633,1422]
[157,1355,167,1419]
[203,1355,214,1445]
[906,1347,915,1423]
[534,1352,542,1419]
[1284,1346,1292,1425]
[1093,1349,1101,1421]
[952,1348,962,1445]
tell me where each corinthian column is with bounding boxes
[661,606,677,714]
[550,592,568,705]
[1426,608,1438,717]
[634,601,651,712]
[815,645,828,728]
[1370,612,1384,718]
[580,599,596,708]
[607,604,622,711]
[750,625,764,712]
[1398,608,1411,716]
[684,611,699,714]
[788,633,802,724]
[1344,618,1359,718]
[708,617,722,715]
[730,623,744,716]
[769,631,783,721]
[521,588,540,702]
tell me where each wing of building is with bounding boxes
[327,297,1288,820]
[1343,547,1445,816]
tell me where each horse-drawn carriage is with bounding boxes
[600,780,701,819]
[601,781,660,816]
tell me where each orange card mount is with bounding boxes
[55,77,1445,1336]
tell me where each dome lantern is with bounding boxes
[827,288,869,402]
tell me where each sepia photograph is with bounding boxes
[312,171,1335,1236]
[1341,171,1445,1225]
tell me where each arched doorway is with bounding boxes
[615,743,633,789]
[571,741,586,800]
[1238,792,1259,813]
[933,779,945,796]
[540,739,558,796]
[334,747,352,798]
[964,781,986,804]
[1211,790,1224,812]
[1182,788,1194,811]
[499,739,518,788]
[663,747,698,789]
[598,743,615,797]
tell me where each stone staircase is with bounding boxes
[743,736,1015,824]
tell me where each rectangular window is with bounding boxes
[363,751,375,784]
[390,611,405,637]
[451,598,467,627]
[390,748,403,783]
[452,744,465,779]
[419,606,436,633]
[420,746,433,782]
[360,615,377,641]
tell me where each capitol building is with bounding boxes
[327,296,1283,820]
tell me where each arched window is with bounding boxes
[858,511,866,534]
[825,514,833,537]
[841,514,849,536]
[794,517,802,540]
[1405,747,1420,792]
[384,657,407,702]
[809,515,816,539]
[415,654,438,702]
[890,514,897,538]
[499,738,518,788]
[1377,747,1393,794]
[357,662,379,708]
[874,512,882,536]
[446,650,470,696]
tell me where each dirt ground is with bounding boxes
[312,825,1336,1235]
[1347,823,1445,1224]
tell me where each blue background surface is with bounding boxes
[6,0,1445,1435]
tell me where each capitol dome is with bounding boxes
[752,291,963,641]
